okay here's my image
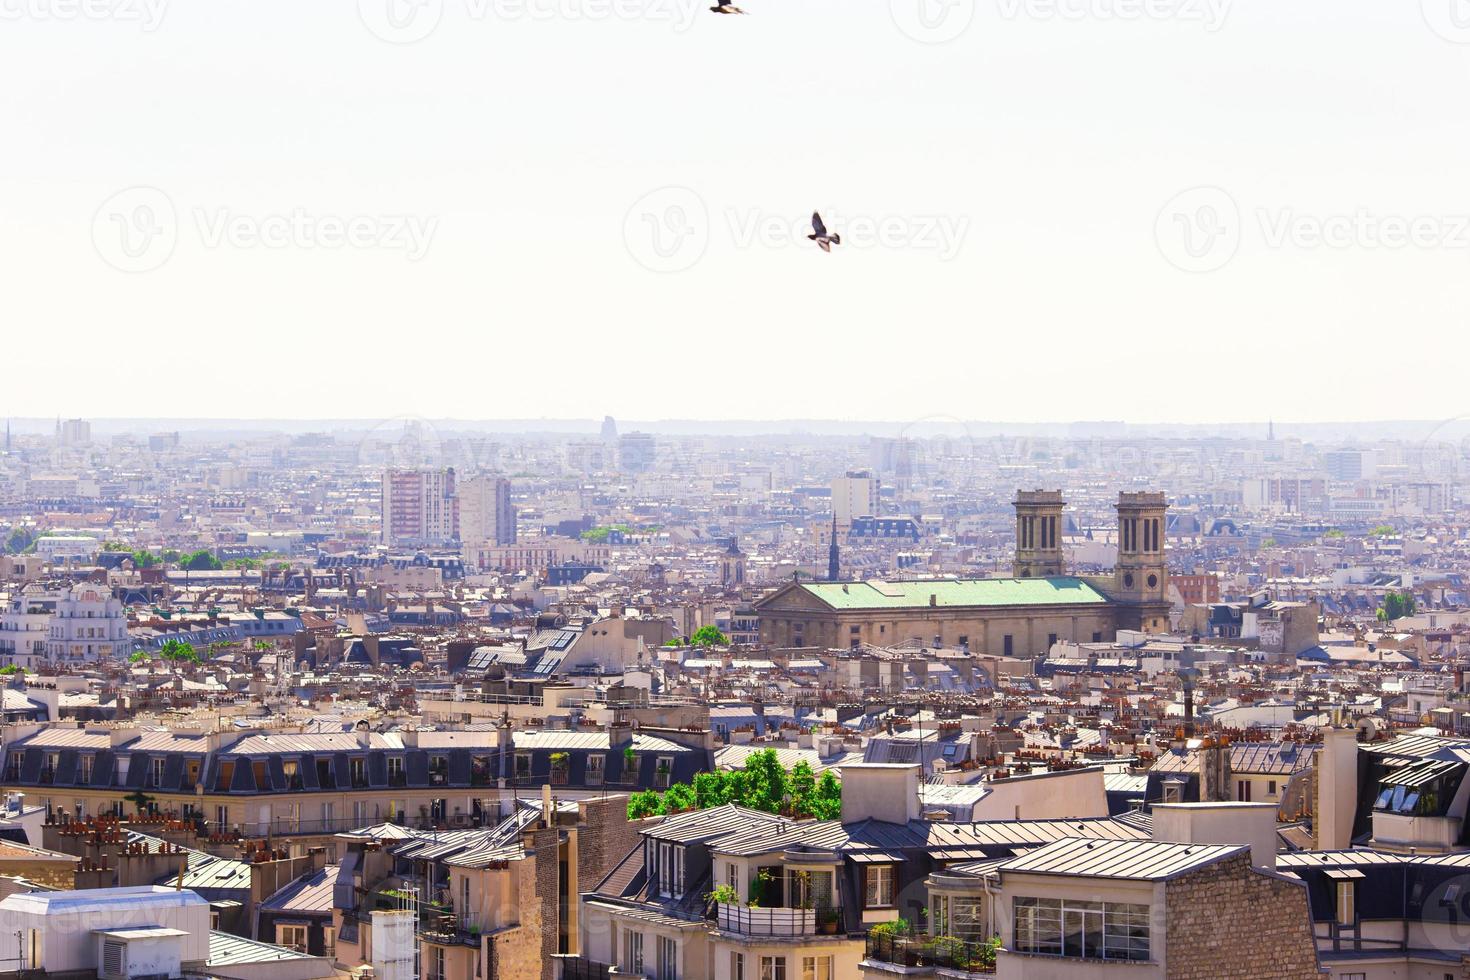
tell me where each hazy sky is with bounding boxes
[2,0,1467,425]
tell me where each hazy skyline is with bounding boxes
[3,0,1467,423]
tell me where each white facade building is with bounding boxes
[33,535,100,562]
[0,586,57,669]
[45,586,130,663]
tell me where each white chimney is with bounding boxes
[839,764,922,825]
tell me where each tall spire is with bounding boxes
[827,513,840,582]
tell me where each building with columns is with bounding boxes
[754,489,1170,655]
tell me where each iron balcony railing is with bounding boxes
[864,934,997,974]
[714,902,840,937]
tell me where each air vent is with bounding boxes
[100,940,127,980]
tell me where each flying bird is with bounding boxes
[808,212,841,253]
[709,1,746,12]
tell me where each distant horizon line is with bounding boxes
[3,416,1466,441]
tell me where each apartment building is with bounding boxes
[382,467,458,547]
[44,585,130,663]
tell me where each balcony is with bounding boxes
[863,934,997,975]
[714,902,828,937]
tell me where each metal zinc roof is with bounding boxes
[1276,850,1405,868]
[799,577,1110,611]
[224,732,407,755]
[999,837,1244,880]
[511,731,690,753]
[260,865,339,913]
[646,804,789,844]
[207,930,315,966]
[1365,733,1470,763]
[7,728,111,749]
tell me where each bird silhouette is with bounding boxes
[709,1,746,12]
[808,212,841,253]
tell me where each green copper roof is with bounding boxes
[801,577,1109,610]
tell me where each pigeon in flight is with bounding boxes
[808,212,841,253]
[709,1,746,12]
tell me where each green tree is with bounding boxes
[808,771,843,820]
[1380,590,1416,622]
[627,790,663,819]
[739,749,789,813]
[128,651,149,664]
[4,528,33,555]
[787,760,817,815]
[690,625,729,648]
[661,782,697,814]
[160,640,200,664]
[1370,525,1395,537]
[178,550,223,571]
[692,771,730,809]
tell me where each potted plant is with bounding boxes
[707,884,740,906]
[820,907,840,935]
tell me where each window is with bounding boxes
[426,944,445,980]
[429,756,447,786]
[515,753,532,780]
[864,865,894,907]
[932,894,985,939]
[657,936,679,980]
[759,956,786,980]
[725,862,739,893]
[149,758,165,788]
[349,757,367,788]
[655,756,674,789]
[277,924,308,953]
[1337,881,1355,925]
[215,760,235,791]
[1268,780,1278,796]
[801,956,832,980]
[387,756,405,786]
[1092,632,1103,643]
[1003,635,1014,656]
[1014,898,1149,961]
[730,952,745,980]
[587,754,605,785]
[283,760,301,789]
[621,930,644,974]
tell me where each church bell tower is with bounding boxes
[1013,490,1066,579]
[1113,491,1169,631]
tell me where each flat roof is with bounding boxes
[796,577,1110,611]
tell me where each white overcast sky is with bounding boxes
[2,0,1468,425]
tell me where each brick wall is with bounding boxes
[488,855,543,980]
[529,827,561,980]
[1164,854,1321,980]
[576,796,640,889]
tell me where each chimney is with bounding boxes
[839,764,922,825]
[1152,802,1278,870]
[1317,726,1360,850]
